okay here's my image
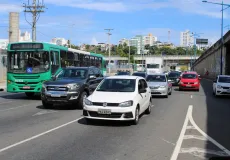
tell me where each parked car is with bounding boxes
[146,73,172,98]
[168,71,181,86]
[132,72,147,78]
[83,76,152,125]
[213,75,230,97]
[179,71,201,91]
[41,66,104,108]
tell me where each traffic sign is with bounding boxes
[26,67,33,73]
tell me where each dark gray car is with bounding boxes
[41,66,104,109]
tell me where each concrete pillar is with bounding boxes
[9,12,19,43]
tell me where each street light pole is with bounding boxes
[221,0,224,75]
[105,29,113,75]
[128,41,130,69]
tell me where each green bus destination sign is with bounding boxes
[10,43,44,50]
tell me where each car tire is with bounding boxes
[42,100,53,108]
[145,99,152,114]
[169,88,172,95]
[77,91,88,109]
[132,107,139,125]
[25,92,35,97]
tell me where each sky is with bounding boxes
[1,0,230,46]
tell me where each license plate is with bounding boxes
[186,85,192,87]
[98,109,111,114]
[23,86,30,89]
[50,92,61,97]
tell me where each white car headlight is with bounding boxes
[159,86,166,88]
[217,85,222,89]
[194,82,198,85]
[67,84,79,90]
[119,100,133,107]
[84,98,92,105]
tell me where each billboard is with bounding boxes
[196,39,208,45]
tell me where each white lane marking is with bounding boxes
[170,105,192,160]
[180,147,228,157]
[32,110,58,116]
[0,101,13,105]
[0,117,84,153]
[183,135,207,141]
[189,110,230,155]
[190,95,193,99]
[170,105,230,160]
[161,138,175,146]
[0,103,41,112]
[186,126,196,129]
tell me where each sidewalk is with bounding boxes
[0,80,6,91]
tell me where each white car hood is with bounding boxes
[88,91,136,103]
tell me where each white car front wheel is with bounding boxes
[133,107,139,125]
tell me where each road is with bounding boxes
[0,79,230,160]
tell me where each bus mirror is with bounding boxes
[51,75,57,81]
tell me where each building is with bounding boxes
[143,33,157,46]
[19,31,31,42]
[0,39,9,49]
[51,38,68,46]
[119,38,129,45]
[97,43,107,51]
[180,30,194,47]
[129,35,145,54]
[153,41,175,48]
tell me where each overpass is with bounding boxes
[104,55,200,61]
[193,30,230,79]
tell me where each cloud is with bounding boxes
[43,0,230,18]
[90,37,98,45]
[0,3,22,13]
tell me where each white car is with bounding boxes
[213,75,230,97]
[83,76,152,125]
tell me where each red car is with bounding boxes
[179,72,201,91]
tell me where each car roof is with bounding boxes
[107,76,143,80]
[133,72,146,74]
[64,67,89,69]
[147,73,166,76]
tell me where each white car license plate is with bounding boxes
[186,85,192,87]
[98,109,111,114]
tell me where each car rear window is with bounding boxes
[182,74,197,79]
[146,75,166,82]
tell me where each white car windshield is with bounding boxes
[218,77,230,83]
[146,75,166,82]
[96,79,136,92]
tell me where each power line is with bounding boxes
[23,0,47,42]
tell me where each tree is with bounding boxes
[85,45,90,50]
[145,44,150,50]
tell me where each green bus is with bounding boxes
[7,42,106,97]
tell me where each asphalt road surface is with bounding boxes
[0,79,230,160]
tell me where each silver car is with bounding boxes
[146,74,172,98]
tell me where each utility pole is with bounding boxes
[105,29,113,74]
[23,0,46,42]
[69,23,75,48]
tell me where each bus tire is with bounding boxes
[25,92,35,98]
